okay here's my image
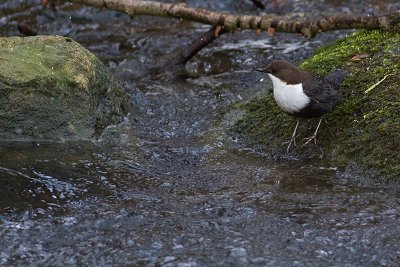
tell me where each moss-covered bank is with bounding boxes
[228,30,400,179]
[0,36,129,141]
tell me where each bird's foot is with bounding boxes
[302,134,317,147]
[282,137,297,153]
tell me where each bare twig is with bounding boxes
[249,0,266,9]
[162,26,226,72]
[364,73,394,94]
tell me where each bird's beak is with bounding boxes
[256,65,272,74]
[255,68,267,73]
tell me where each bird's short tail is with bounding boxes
[325,69,349,86]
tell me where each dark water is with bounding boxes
[1,1,400,266]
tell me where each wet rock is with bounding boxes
[230,247,248,258]
[251,257,268,264]
[229,247,248,264]
[0,35,129,141]
[161,256,176,266]
[176,262,198,267]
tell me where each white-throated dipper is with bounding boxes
[257,60,348,153]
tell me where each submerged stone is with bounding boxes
[0,35,129,141]
[228,30,400,180]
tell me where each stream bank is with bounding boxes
[228,30,400,180]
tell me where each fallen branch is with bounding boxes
[162,26,226,72]
[249,0,266,10]
[67,0,400,38]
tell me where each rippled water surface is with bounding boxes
[1,1,400,266]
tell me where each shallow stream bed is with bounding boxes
[1,1,400,266]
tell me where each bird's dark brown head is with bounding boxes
[264,60,298,75]
[258,60,313,85]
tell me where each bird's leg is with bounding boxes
[282,119,300,153]
[302,118,323,147]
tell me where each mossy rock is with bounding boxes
[0,35,130,141]
[228,30,400,179]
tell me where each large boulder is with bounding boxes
[227,30,400,179]
[0,35,129,141]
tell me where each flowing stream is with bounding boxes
[1,1,400,266]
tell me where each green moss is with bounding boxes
[229,30,400,179]
[0,36,129,141]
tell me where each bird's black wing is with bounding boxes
[302,74,341,106]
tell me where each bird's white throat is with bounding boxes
[268,74,310,114]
